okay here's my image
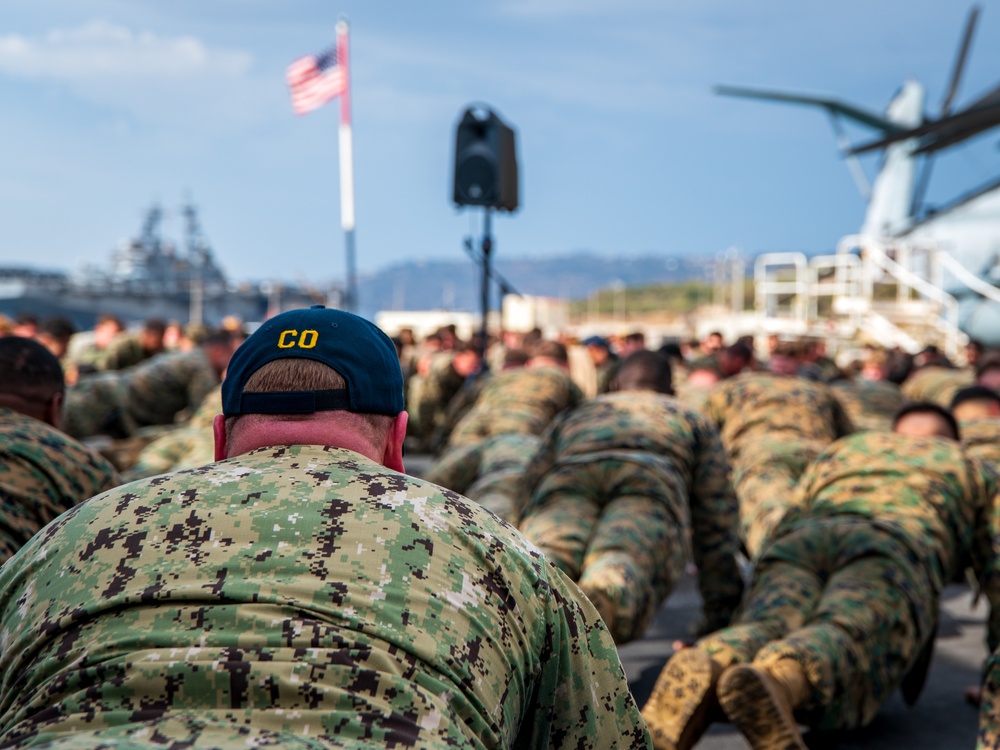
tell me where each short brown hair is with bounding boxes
[531,340,569,364]
[0,336,64,402]
[226,358,393,445]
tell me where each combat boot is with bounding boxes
[640,649,723,750]
[717,659,809,750]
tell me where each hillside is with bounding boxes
[356,253,717,318]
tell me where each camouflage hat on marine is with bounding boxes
[222,305,405,417]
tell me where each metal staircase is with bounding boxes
[754,235,1000,362]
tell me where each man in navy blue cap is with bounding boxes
[0,305,652,750]
[583,335,620,395]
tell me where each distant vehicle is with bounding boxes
[0,202,322,330]
[716,4,1000,344]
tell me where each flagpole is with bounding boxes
[337,18,357,313]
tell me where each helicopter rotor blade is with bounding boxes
[941,4,980,116]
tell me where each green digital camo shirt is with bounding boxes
[900,365,974,407]
[522,390,744,628]
[776,431,1000,651]
[0,444,651,750]
[122,348,220,429]
[703,371,854,458]
[961,418,1000,467]
[446,366,584,448]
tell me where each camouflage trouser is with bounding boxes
[62,373,132,440]
[697,520,929,731]
[518,457,687,644]
[731,438,824,559]
[423,434,539,523]
[981,652,1000,749]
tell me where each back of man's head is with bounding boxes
[950,385,1000,422]
[612,350,673,395]
[217,305,406,469]
[502,348,530,370]
[0,336,65,426]
[528,340,569,367]
[892,401,960,441]
[975,352,1000,391]
[36,316,77,358]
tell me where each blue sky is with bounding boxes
[2,1,999,291]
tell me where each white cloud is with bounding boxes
[496,0,663,19]
[0,21,279,131]
[0,21,251,81]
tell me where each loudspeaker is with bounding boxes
[453,107,518,212]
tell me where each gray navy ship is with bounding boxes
[0,202,322,329]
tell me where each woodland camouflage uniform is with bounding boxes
[63,349,219,440]
[422,432,541,523]
[0,445,651,750]
[409,352,469,447]
[901,365,974,407]
[444,366,583,448]
[960,418,1000,466]
[831,378,908,432]
[704,371,855,557]
[695,432,999,731]
[0,407,119,563]
[518,391,743,644]
[100,332,150,371]
[121,385,222,481]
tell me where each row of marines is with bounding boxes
[3,314,1000,747]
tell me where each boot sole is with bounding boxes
[718,665,807,750]
[640,649,717,750]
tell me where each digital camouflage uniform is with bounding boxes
[409,352,468,447]
[422,433,541,522]
[0,407,119,563]
[121,385,222,482]
[901,365,974,407]
[960,418,1000,467]
[0,445,651,750]
[696,432,1000,731]
[100,332,152,371]
[831,378,907,432]
[518,391,743,644]
[63,349,219,440]
[595,356,620,395]
[704,372,855,557]
[966,420,1000,750]
[444,366,583,448]
[427,373,488,452]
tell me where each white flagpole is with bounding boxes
[337,18,357,312]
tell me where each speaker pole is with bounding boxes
[479,207,493,373]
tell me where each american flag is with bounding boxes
[286,43,347,116]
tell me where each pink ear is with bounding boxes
[213,414,228,461]
[383,412,408,473]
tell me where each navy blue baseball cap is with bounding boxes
[221,305,405,418]
[582,335,610,349]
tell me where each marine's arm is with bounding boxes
[687,412,744,632]
[970,461,1000,655]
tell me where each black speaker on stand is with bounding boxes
[452,106,519,373]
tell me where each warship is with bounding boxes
[0,202,323,330]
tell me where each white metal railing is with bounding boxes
[836,235,966,359]
[750,234,987,359]
[934,250,1000,305]
[809,252,862,327]
[754,252,809,322]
